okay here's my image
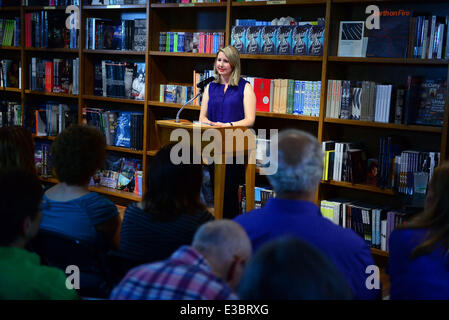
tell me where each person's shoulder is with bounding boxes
[33,264,79,299]
[78,192,119,218]
[390,228,426,248]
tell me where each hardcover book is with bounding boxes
[338,21,365,57]
[366,11,411,58]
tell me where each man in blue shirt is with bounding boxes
[234,129,380,300]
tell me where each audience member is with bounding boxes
[110,220,251,300]
[0,127,36,174]
[39,125,120,250]
[238,236,353,300]
[118,143,214,266]
[234,129,379,300]
[389,162,449,299]
[0,169,78,299]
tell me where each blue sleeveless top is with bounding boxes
[207,78,248,123]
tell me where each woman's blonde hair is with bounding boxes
[213,45,241,86]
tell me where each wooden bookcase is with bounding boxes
[2,0,449,259]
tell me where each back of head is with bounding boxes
[144,142,204,220]
[268,129,323,195]
[51,125,106,186]
[238,236,353,300]
[192,220,251,262]
[0,168,43,246]
[0,127,35,174]
[192,220,251,288]
[408,161,449,257]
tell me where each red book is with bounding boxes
[45,62,54,93]
[254,78,271,112]
[25,13,32,47]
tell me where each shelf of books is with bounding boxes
[151,3,227,8]
[328,56,449,65]
[149,51,216,58]
[84,49,146,56]
[38,176,142,202]
[320,180,395,196]
[231,0,327,7]
[83,5,147,10]
[324,118,443,133]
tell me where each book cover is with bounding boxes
[276,26,293,55]
[245,26,262,54]
[254,78,271,112]
[309,24,325,56]
[231,26,246,54]
[338,21,365,57]
[260,26,277,55]
[131,62,145,100]
[415,79,446,126]
[366,10,411,58]
[292,24,310,55]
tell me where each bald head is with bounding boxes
[192,220,252,289]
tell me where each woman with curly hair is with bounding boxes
[39,125,120,250]
[389,162,449,299]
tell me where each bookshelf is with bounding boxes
[2,0,449,262]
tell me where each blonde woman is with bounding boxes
[199,45,256,218]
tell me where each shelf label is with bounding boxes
[106,5,121,8]
[43,6,56,9]
[179,3,195,7]
[266,0,286,4]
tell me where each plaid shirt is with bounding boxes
[110,246,238,300]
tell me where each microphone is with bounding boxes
[197,74,218,89]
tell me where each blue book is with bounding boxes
[292,24,309,55]
[114,112,131,148]
[261,26,277,55]
[293,80,301,114]
[231,26,247,54]
[246,26,262,54]
[276,26,293,55]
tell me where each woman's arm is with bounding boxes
[199,84,213,124]
[214,82,256,127]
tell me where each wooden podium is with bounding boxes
[155,119,256,219]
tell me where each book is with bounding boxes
[366,9,411,58]
[338,21,365,57]
[231,26,246,54]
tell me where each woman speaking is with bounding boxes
[199,45,256,219]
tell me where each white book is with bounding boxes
[338,21,365,57]
[374,84,381,122]
[381,219,387,251]
[384,85,392,123]
[422,19,429,59]
[333,142,340,181]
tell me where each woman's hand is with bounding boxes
[211,122,232,127]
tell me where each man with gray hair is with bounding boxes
[110,220,251,300]
[234,129,379,300]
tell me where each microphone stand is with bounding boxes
[175,87,204,123]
